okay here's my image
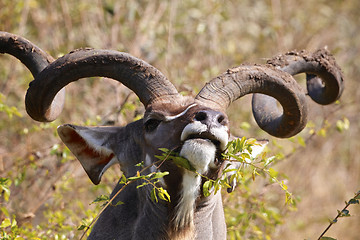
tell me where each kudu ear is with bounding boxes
[57,124,119,185]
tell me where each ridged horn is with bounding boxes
[0,31,66,122]
[0,31,54,76]
[251,49,344,137]
[267,48,344,104]
[195,65,308,138]
[25,48,180,122]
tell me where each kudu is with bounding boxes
[0,32,344,240]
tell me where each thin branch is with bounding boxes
[79,149,178,239]
[317,191,360,240]
[100,91,133,125]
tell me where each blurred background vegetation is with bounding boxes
[0,0,359,239]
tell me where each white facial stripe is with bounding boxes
[164,103,197,121]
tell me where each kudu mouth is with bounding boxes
[186,132,225,161]
[181,122,228,150]
[187,133,222,148]
[180,125,229,170]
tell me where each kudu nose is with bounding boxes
[194,110,228,127]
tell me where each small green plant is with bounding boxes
[208,137,295,204]
[154,137,295,206]
[317,191,360,240]
[0,178,12,202]
[0,93,22,119]
[0,217,21,240]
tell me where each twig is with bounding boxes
[317,191,360,240]
[79,179,132,239]
[79,148,178,239]
[100,92,133,125]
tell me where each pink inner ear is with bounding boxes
[58,125,115,185]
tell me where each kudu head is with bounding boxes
[1,31,344,238]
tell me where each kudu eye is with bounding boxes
[144,119,162,132]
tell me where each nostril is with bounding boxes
[195,111,207,122]
[217,115,225,124]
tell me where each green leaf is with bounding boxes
[240,152,251,160]
[171,156,196,171]
[158,148,169,153]
[320,237,337,240]
[135,161,144,167]
[1,207,9,217]
[268,168,278,178]
[203,180,213,197]
[285,192,293,204]
[338,209,350,217]
[329,218,337,224]
[0,94,23,119]
[336,117,350,133]
[77,224,87,230]
[119,174,127,185]
[281,181,288,190]
[354,191,360,199]
[348,198,359,204]
[11,218,17,228]
[151,171,169,180]
[0,178,11,202]
[226,137,246,154]
[128,171,145,181]
[156,148,196,171]
[229,172,237,185]
[91,195,109,204]
[245,138,257,146]
[114,201,124,206]
[150,188,158,203]
[0,218,11,228]
[213,181,221,194]
[136,183,147,189]
[263,156,276,167]
[157,187,171,202]
[222,168,237,174]
[252,169,258,181]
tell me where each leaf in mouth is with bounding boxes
[156,148,196,172]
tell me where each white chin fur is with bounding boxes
[179,139,216,174]
[174,139,217,230]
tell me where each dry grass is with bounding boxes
[1,0,359,239]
